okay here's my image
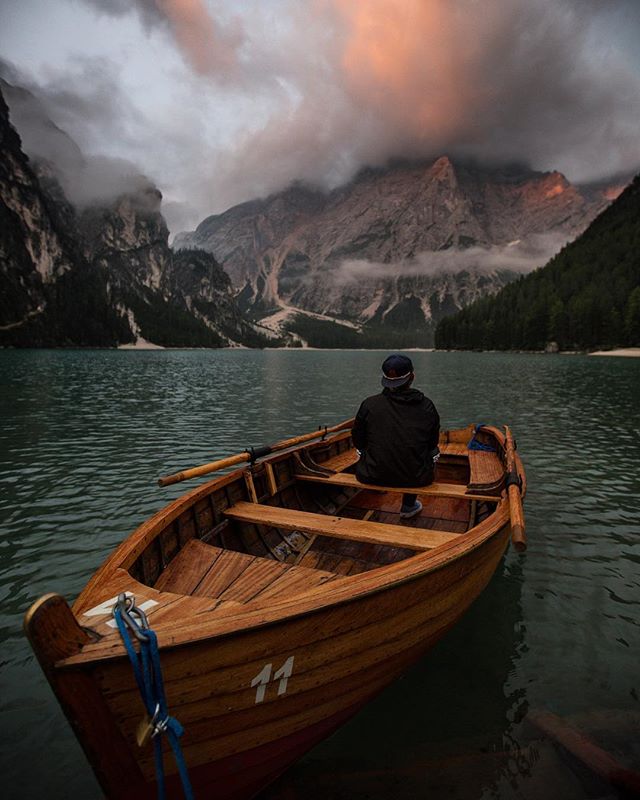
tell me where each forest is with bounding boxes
[435,175,640,352]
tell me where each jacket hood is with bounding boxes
[382,387,425,405]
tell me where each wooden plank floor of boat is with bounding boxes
[75,542,346,638]
[155,540,340,601]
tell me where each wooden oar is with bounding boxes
[158,418,354,487]
[504,425,526,552]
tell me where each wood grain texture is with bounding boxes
[28,424,523,800]
[321,449,359,472]
[99,530,507,784]
[224,501,458,551]
[467,450,505,492]
[154,539,222,594]
[295,472,501,501]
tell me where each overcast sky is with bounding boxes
[1,0,639,233]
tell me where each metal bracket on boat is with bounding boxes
[246,444,272,465]
[318,425,328,440]
[505,469,523,492]
[112,593,150,642]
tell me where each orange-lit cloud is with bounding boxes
[335,0,472,143]
[155,0,241,76]
[6,0,639,228]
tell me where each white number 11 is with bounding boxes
[251,656,295,703]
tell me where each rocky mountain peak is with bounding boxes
[175,154,626,346]
[428,154,457,183]
[0,84,279,348]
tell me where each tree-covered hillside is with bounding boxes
[435,175,640,351]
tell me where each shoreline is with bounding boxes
[587,348,640,358]
[3,345,640,356]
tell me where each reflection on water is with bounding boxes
[264,559,527,800]
[0,350,638,799]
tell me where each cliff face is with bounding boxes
[0,84,276,348]
[0,90,131,346]
[176,156,620,344]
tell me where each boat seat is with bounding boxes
[154,538,338,603]
[319,448,359,473]
[293,471,501,502]
[224,501,459,551]
[439,442,469,456]
[467,449,505,494]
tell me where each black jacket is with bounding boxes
[352,387,440,487]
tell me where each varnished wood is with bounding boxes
[225,501,459,551]
[439,442,469,456]
[158,418,354,486]
[321,448,359,473]
[193,549,257,598]
[26,423,525,800]
[24,594,146,798]
[264,463,278,496]
[504,425,526,551]
[295,472,501,502]
[243,471,258,504]
[467,450,504,492]
[154,539,222,594]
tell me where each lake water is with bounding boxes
[0,349,638,799]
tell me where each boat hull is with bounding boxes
[58,522,510,799]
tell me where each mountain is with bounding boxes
[0,88,131,346]
[0,83,277,348]
[434,175,640,352]
[175,156,621,346]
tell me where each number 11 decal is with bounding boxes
[251,656,295,703]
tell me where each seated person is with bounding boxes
[352,354,440,519]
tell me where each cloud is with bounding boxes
[2,0,640,232]
[335,233,570,283]
[1,58,156,208]
[182,0,640,221]
[78,0,242,77]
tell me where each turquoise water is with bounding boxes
[0,349,638,799]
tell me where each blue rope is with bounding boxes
[467,423,497,452]
[114,608,195,800]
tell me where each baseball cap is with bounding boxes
[381,354,414,388]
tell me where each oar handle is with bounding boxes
[504,425,526,552]
[158,418,354,487]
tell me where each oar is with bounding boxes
[504,425,526,552]
[158,418,354,487]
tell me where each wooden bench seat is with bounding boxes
[294,471,501,502]
[467,449,505,493]
[439,442,469,456]
[225,501,460,551]
[320,448,359,473]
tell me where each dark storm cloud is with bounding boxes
[195,0,640,214]
[2,1,639,231]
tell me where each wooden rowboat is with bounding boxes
[25,420,526,800]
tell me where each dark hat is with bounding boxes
[381,354,414,388]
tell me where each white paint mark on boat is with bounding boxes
[82,592,159,628]
[274,656,295,695]
[251,657,295,703]
[251,663,272,704]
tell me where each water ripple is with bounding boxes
[1,349,639,799]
